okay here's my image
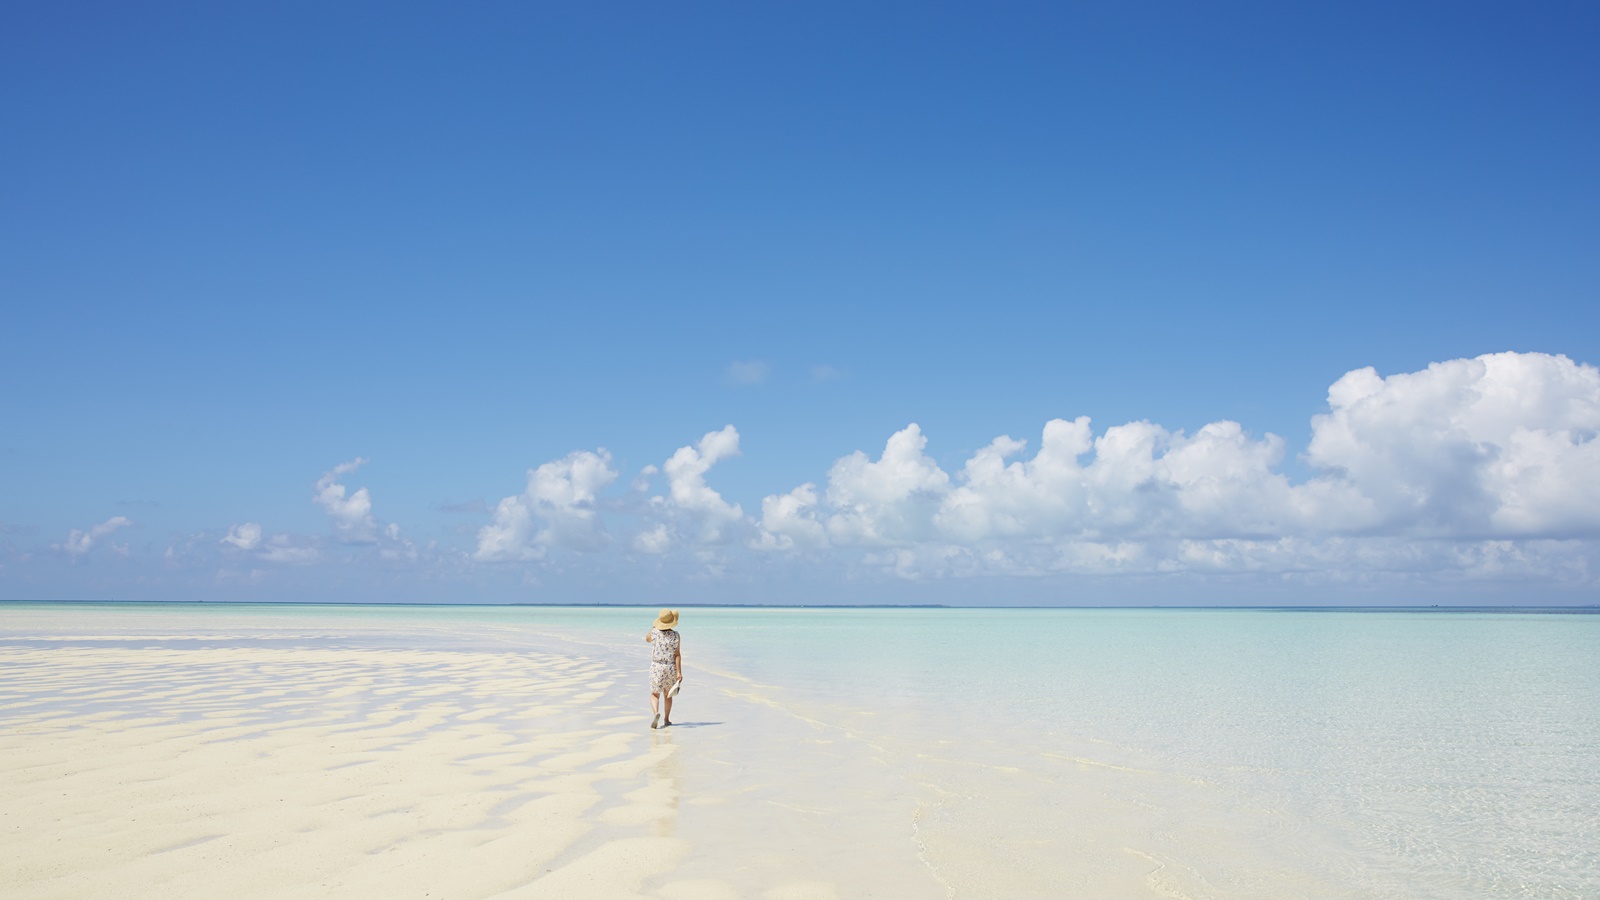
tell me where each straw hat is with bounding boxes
[653,608,679,630]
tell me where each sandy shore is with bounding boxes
[3,605,1254,898]
[0,611,948,899]
[2,642,692,898]
[11,604,1586,897]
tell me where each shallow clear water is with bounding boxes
[677,607,1600,896]
[7,602,1598,896]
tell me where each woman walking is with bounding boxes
[646,609,682,729]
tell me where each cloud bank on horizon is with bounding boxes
[12,351,1600,601]
[751,351,1600,583]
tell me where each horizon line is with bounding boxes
[3,599,1597,611]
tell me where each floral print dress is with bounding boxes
[649,628,680,693]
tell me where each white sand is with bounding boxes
[0,612,948,899]
[4,607,1275,898]
[1,642,683,898]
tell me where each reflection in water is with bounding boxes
[650,727,680,838]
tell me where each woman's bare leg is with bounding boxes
[649,692,660,725]
[662,694,673,726]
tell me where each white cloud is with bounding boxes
[846,534,1597,586]
[42,351,1595,593]
[58,516,131,557]
[1306,351,1600,537]
[924,416,1306,545]
[823,424,950,545]
[811,364,846,382]
[754,352,1600,583]
[476,449,619,561]
[659,425,746,544]
[314,458,378,543]
[727,360,770,385]
[632,464,658,492]
[633,524,671,554]
[934,417,1093,543]
[221,522,262,551]
[477,496,543,562]
[258,533,319,564]
[758,483,827,550]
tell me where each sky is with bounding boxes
[3,2,1598,605]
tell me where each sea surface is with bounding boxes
[5,602,1598,897]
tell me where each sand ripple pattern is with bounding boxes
[0,635,687,898]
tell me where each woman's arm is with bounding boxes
[674,641,683,679]
[646,630,655,642]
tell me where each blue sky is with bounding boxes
[4,2,1598,604]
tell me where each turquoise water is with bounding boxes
[8,603,1598,896]
[679,607,1600,895]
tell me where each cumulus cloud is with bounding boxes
[132,351,1591,592]
[758,483,827,550]
[1306,352,1600,537]
[754,352,1600,581]
[58,516,131,556]
[221,522,262,551]
[928,416,1304,543]
[314,458,378,543]
[471,428,748,563]
[657,425,746,545]
[476,450,618,561]
[824,424,950,545]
